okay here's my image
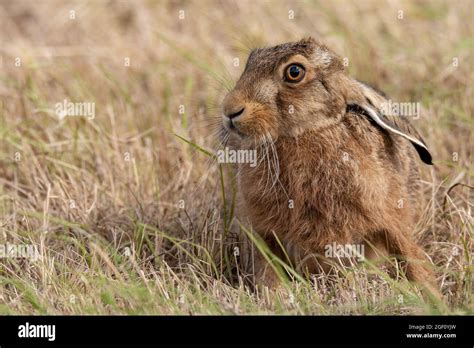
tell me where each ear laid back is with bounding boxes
[347,81,433,165]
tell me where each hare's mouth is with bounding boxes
[230,126,246,139]
[223,118,246,138]
[229,120,245,136]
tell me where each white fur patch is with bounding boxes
[315,47,332,67]
[256,79,278,101]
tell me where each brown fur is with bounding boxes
[220,38,437,293]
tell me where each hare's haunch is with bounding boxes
[220,37,436,291]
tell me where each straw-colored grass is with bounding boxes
[0,0,472,314]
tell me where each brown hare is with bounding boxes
[220,37,437,294]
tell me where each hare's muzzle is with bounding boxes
[223,106,245,131]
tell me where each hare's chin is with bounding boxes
[231,128,246,139]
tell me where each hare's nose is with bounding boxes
[225,107,245,120]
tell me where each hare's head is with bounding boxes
[222,37,347,142]
[221,37,432,164]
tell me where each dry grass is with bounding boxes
[0,0,472,314]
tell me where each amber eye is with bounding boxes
[285,64,305,83]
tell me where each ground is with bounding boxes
[0,0,472,314]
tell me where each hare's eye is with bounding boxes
[285,64,305,83]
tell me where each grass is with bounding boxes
[0,0,472,315]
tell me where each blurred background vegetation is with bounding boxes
[0,0,471,314]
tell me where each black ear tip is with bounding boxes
[415,144,433,165]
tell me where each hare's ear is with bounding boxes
[348,82,433,165]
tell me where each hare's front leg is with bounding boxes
[249,236,288,288]
[373,229,441,298]
[252,250,280,288]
